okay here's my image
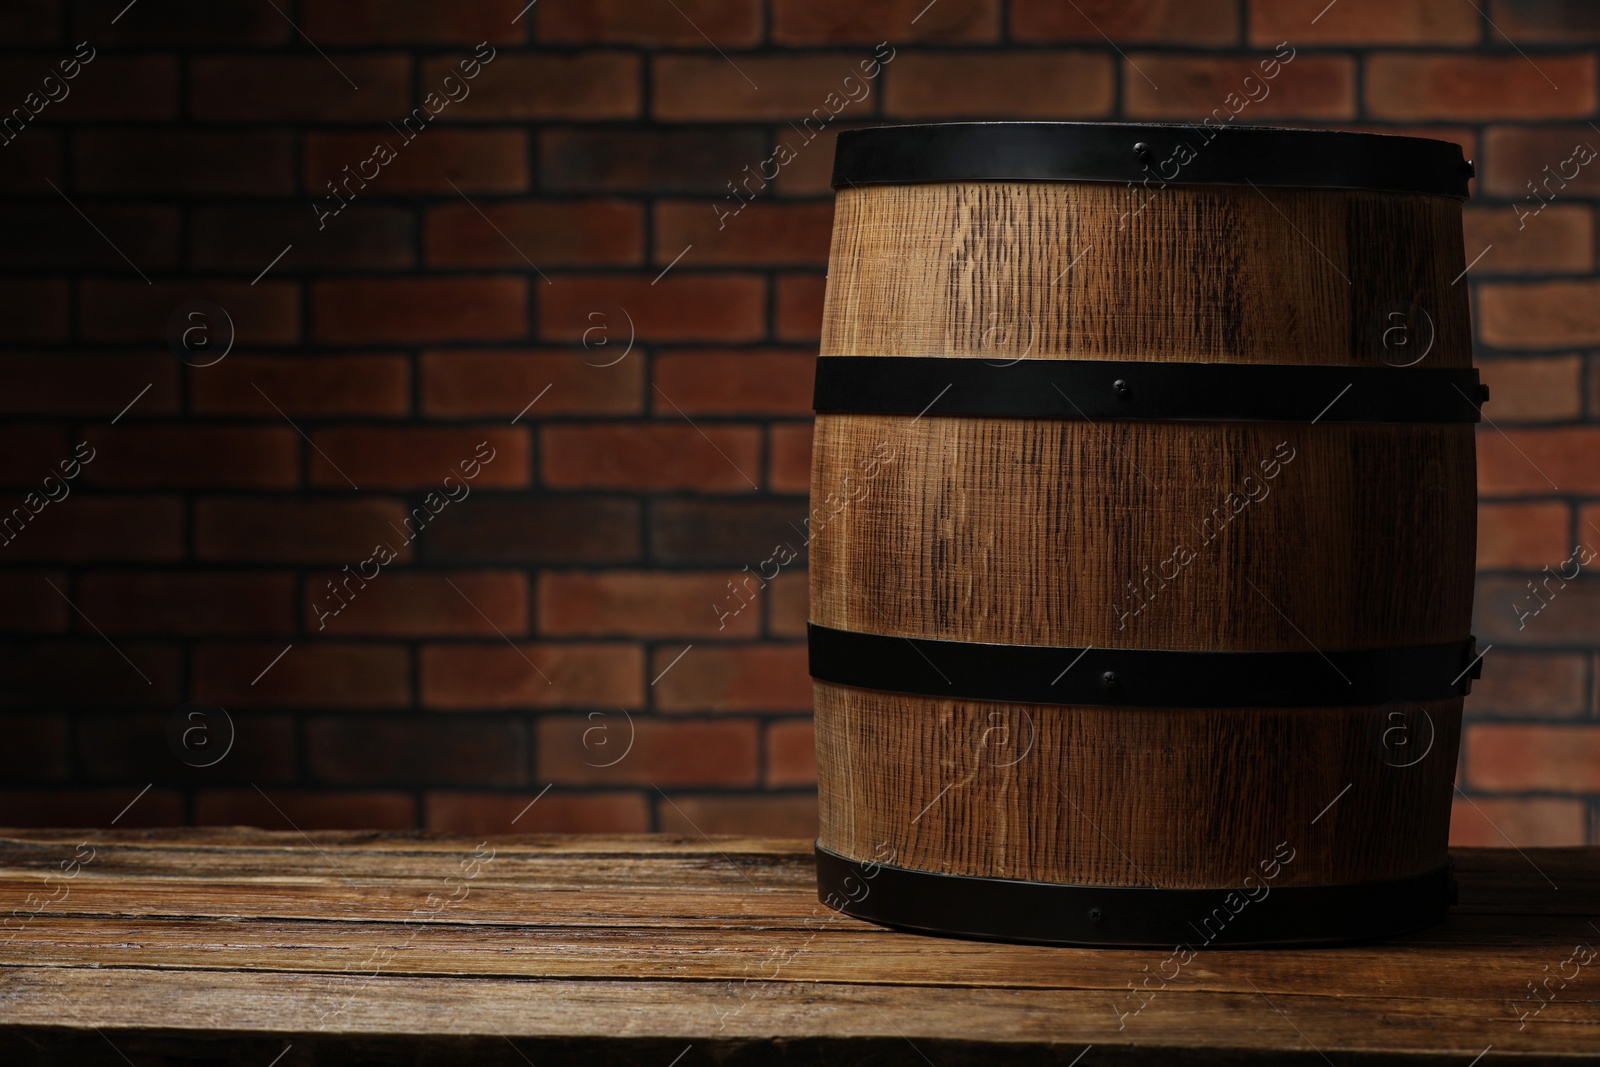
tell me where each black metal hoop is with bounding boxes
[816,844,1454,947]
[813,356,1485,424]
[832,122,1472,199]
[808,624,1481,708]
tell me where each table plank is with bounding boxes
[6,913,1600,1004]
[2,967,1594,1059]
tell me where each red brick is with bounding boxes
[653,644,810,712]
[81,0,288,44]
[767,718,817,786]
[1487,0,1600,41]
[192,354,411,417]
[80,426,298,489]
[1474,575,1600,644]
[312,277,525,343]
[0,787,184,829]
[538,716,759,786]
[776,273,826,342]
[196,789,417,830]
[0,573,69,633]
[305,0,529,43]
[0,422,65,486]
[654,350,816,415]
[0,280,64,340]
[425,199,644,266]
[0,354,178,417]
[420,349,642,416]
[0,132,58,192]
[196,497,417,564]
[0,204,179,272]
[540,127,769,194]
[78,712,294,782]
[0,56,177,121]
[420,642,644,709]
[1476,355,1583,422]
[656,791,817,835]
[0,497,183,562]
[775,123,870,196]
[769,572,808,637]
[307,570,526,637]
[421,52,639,119]
[191,206,414,271]
[769,422,813,493]
[1583,504,1600,547]
[542,423,761,492]
[80,571,297,636]
[775,0,998,42]
[1250,0,1479,44]
[1124,53,1355,120]
[1481,126,1600,198]
[1449,796,1584,847]
[0,641,180,707]
[422,496,641,565]
[1462,205,1593,275]
[1465,724,1600,791]
[1466,650,1588,718]
[425,791,650,833]
[651,498,811,566]
[0,714,70,781]
[1015,0,1236,42]
[0,0,58,44]
[1477,501,1570,569]
[1478,281,1600,349]
[541,274,766,343]
[1366,54,1595,120]
[194,643,410,708]
[538,571,761,637]
[81,280,299,344]
[885,51,1115,118]
[1480,427,1600,493]
[305,129,528,193]
[309,716,526,785]
[655,200,833,266]
[540,0,760,44]
[76,130,296,194]
[308,426,527,489]
[654,53,890,120]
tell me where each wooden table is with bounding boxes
[1,830,1596,1064]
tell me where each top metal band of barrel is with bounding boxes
[831,122,1472,199]
[813,357,1484,425]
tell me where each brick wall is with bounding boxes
[0,0,1596,845]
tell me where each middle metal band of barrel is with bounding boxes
[812,356,1485,424]
[807,624,1482,707]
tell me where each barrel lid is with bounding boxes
[831,122,1472,199]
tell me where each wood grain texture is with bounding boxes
[820,183,1472,364]
[815,687,1462,886]
[810,179,1477,895]
[0,831,1595,1065]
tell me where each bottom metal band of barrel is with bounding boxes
[815,844,1454,948]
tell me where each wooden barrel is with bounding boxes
[808,123,1484,947]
